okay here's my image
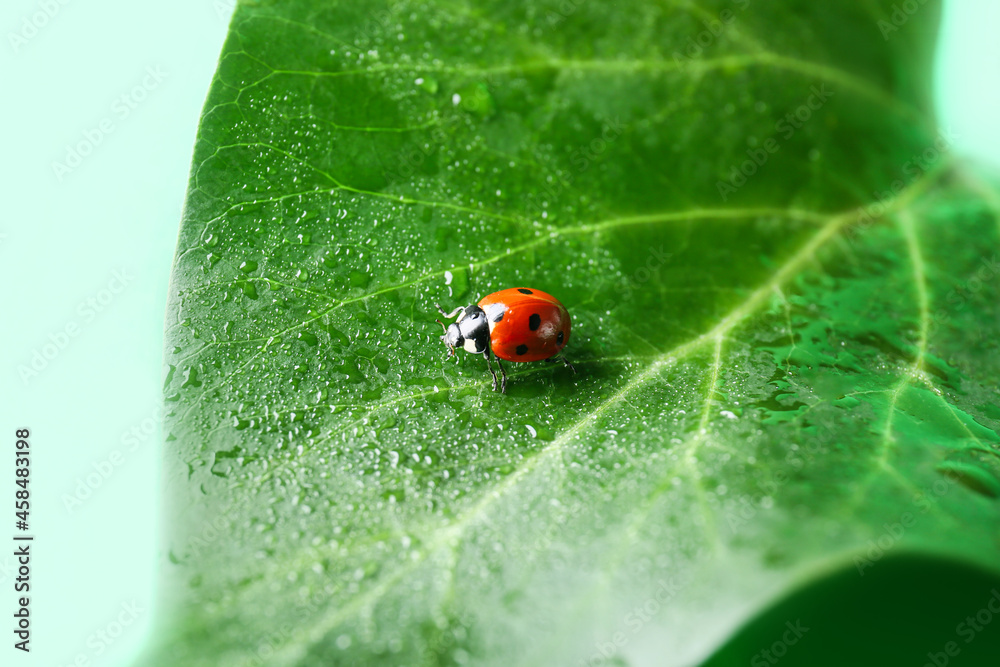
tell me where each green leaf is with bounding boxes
[149,1,1000,665]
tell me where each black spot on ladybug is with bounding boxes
[517,288,533,295]
[557,331,564,345]
[515,344,529,355]
[528,313,541,331]
[491,309,504,323]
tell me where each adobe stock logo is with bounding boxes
[18,269,134,384]
[922,589,1000,667]
[600,245,671,314]
[524,116,625,219]
[671,0,754,72]
[580,574,691,667]
[877,0,932,40]
[51,66,168,181]
[62,405,162,514]
[750,620,810,666]
[7,0,72,54]
[716,85,835,201]
[57,600,145,666]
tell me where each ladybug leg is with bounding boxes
[483,349,501,392]
[495,357,508,393]
[435,303,464,320]
[546,355,577,374]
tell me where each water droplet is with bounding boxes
[181,367,201,389]
[326,327,349,345]
[455,82,496,118]
[416,76,438,94]
[239,260,258,273]
[444,266,469,299]
[349,270,370,288]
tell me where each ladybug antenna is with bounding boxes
[435,319,447,337]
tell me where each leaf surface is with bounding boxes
[151,1,1000,665]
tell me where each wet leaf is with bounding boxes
[148,1,1000,665]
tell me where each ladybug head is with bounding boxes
[438,305,489,356]
[441,320,464,354]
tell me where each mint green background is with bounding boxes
[0,1,995,665]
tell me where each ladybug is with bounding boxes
[435,287,575,393]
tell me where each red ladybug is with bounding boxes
[436,287,575,393]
